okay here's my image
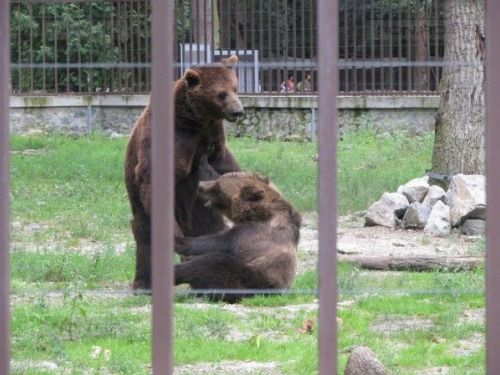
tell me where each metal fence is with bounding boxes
[3,0,500,374]
[10,0,444,96]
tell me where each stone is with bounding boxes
[422,185,446,208]
[365,193,409,228]
[424,201,451,237]
[461,219,486,236]
[401,176,430,203]
[402,202,431,229]
[446,174,486,226]
[344,346,389,375]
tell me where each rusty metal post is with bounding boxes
[0,0,11,373]
[317,0,338,373]
[151,0,174,373]
[486,0,500,373]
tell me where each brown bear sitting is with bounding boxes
[125,56,242,290]
[174,172,302,302]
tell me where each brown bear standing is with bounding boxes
[174,172,302,302]
[125,56,243,289]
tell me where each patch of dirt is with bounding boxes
[182,301,317,319]
[452,332,484,356]
[460,308,484,325]
[174,360,284,375]
[297,213,483,273]
[370,315,435,334]
[11,360,61,373]
[414,367,450,375]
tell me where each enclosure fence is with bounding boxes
[2,0,500,374]
[10,0,444,96]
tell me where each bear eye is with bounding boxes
[218,91,228,100]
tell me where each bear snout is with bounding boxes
[231,109,244,118]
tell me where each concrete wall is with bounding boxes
[9,95,439,138]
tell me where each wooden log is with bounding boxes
[338,254,484,271]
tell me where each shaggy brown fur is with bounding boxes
[174,172,302,302]
[125,56,242,289]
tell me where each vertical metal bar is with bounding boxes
[292,0,297,92]
[29,1,34,93]
[42,1,46,92]
[379,0,384,91]
[137,0,142,92]
[343,0,349,92]
[352,0,357,91]
[433,0,439,91]
[370,0,375,91]
[249,0,255,93]
[259,0,264,92]
[243,0,248,93]
[318,0,338,373]
[117,0,123,91]
[123,0,130,92]
[77,2,83,93]
[203,0,208,63]
[17,1,22,92]
[388,0,393,92]
[398,0,402,91]
[414,0,419,93]
[189,0,193,66]
[211,0,215,65]
[89,0,94,93]
[406,0,411,91]
[54,5,58,93]
[267,0,272,91]
[65,0,70,92]
[309,0,315,90]
[151,0,174,372]
[109,0,116,92]
[145,0,150,91]
[361,0,366,92]
[180,0,185,69]
[276,0,281,92]
[0,0,10,372]
[300,0,305,91]
[129,0,135,91]
[196,0,200,64]
[218,0,224,60]
[283,0,288,92]
[486,1,500,373]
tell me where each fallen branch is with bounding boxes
[338,254,483,271]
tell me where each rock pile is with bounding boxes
[365,174,486,237]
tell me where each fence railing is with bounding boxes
[10,0,444,96]
[3,0,500,374]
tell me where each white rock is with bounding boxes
[424,201,451,237]
[401,176,430,203]
[446,174,486,227]
[422,185,446,208]
[402,202,431,229]
[365,193,409,228]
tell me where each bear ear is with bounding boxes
[240,185,264,202]
[184,69,201,88]
[221,55,239,67]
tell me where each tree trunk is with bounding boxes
[338,255,483,272]
[431,0,485,180]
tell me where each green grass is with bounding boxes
[9,132,485,374]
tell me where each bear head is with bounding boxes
[197,171,289,223]
[183,55,244,123]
